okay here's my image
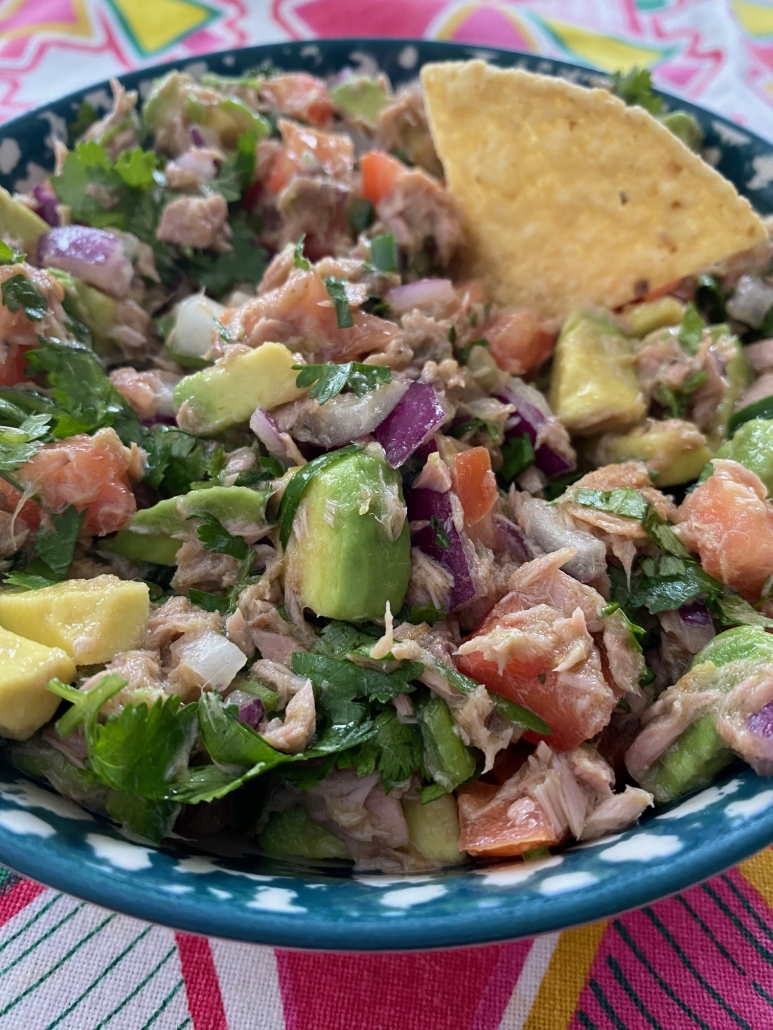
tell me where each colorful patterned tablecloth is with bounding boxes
[3,2,773,1027]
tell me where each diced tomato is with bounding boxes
[451,447,498,528]
[457,781,559,858]
[486,310,555,376]
[261,73,334,128]
[360,150,405,205]
[267,120,354,195]
[19,430,137,537]
[677,458,773,601]
[0,345,31,387]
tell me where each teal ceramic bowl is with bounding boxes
[1,39,773,951]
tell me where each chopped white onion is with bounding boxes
[726,274,773,329]
[385,278,457,316]
[166,293,226,362]
[174,630,247,691]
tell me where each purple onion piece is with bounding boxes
[678,600,713,626]
[496,387,575,478]
[533,442,574,478]
[374,381,447,468]
[190,126,206,147]
[385,278,457,314]
[37,225,133,298]
[32,183,60,228]
[408,487,477,609]
[748,700,773,739]
[491,514,531,563]
[238,697,265,731]
[250,406,294,463]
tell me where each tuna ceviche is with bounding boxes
[2,58,773,872]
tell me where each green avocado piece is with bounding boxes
[99,530,182,566]
[402,794,466,865]
[712,331,750,445]
[258,807,351,860]
[173,342,307,436]
[184,95,270,149]
[641,627,773,803]
[623,296,685,338]
[415,694,477,794]
[595,418,713,487]
[716,418,773,495]
[285,448,411,622]
[660,110,704,152]
[130,485,269,538]
[48,269,117,349]
[330,78,388,125]
[549,310,645,436]
[143,71,191,134]
[0,187,49,252]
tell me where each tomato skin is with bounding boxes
[457,781,559,858]
[267,121,353,195]
[451,447,498,528]
[0,345,30,387]
[677,458,773,601]
[487,310,555,376]
[360,150,404,205]
[260,73,334,128]
[19,431,137,537]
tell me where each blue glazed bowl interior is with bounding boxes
[1,39,773,951]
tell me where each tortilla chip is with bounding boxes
[421,61,768,319]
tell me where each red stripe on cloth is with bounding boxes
[0,878,45,928]
[175,932,228,1030]
[277,944,508,1030]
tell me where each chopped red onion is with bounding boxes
[237,696,265,730]
[748,700,773,739]
[375,381,448,468]
[385,278,457,315]
[497,381,575,478]
[678,601,713,626]
[408,487,477,609]
[251,406,291,458]
[33,183,60,227]
[37,226,133,298]
[190,127,206,147]
[491,513,531,563]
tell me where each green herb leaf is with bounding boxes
[235,455,284,485]
[402,604,446,626]
[49,673,126,739]
[346,197,374,236]
[430,515,450,550]
[69,99,100,143]
[188,589,232,614]
[695,274,726,323]
[293,361,391,404]
[655,369,707,419]
[574,487,649,520]
[499,434,535,484]
[0,413,51,472]
[32,506,85,581]
[356,708,423,791]
[678,302,704,355]
[458,337,489,364]
[293,235,311,271]
[278,444,361,549]
[1,274,47,321]
[323,276,354,328]
[713,593,773,630]
[447,417,498,441]
[370,233,398,273]
[611,67,663,115]
[420,782,447,804]
[292,653,421,720]
[185,213,268,297]
[0,240,25,265]
[143,426,209,497]
[429,661,551,734]
[728,396,773,437]
[191,512,251,561]
[212,126,257,201]
[312,620,383,659]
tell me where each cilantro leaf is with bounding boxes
[356,708,423,791]
[458,337,489,364]
[0,413,51,472]
[186,214,268,297]
[68,99,99,143]
[611,67,663,115]
[114,147,158,189]
[105,792,179,844]
[234,455,284,486]
[212,127,258,202]
[198,691,285,770]
[292,653,421,712]
[610,555,722,615]
[713,593,773,630]
[678,302,704,355]
[0,240,24,265]
[574,487,649,520]
[293,361,391,404]
[431,662,551,734]
[48,673,127,739]
[400,604,445,626]
[448,417,498,441]
[346,197,374,236]
[24,505,85,584]
[370,233,398,273]
[323,276,354,328]
[430,515,450,549]
[313,620,383,659]
[2,274,47,321]
[191,512,251,561]
[655,369,708,419]
[293,235,311,271]
[143,426,209,497]
[499,434,535,484]
[87,695,199,799]
[188,589,232,614]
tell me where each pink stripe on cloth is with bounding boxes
[175,931,229,1030]
[276,944,513,1030]
[0,878,45,928]
[469,939,534,1030]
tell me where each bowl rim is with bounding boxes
[2,36,773,951]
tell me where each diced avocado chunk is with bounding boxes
[48,269,117,351]
[0,187,49,251]
[549,310,645,435]
[174,342,307,435]
[644,714,733,804]
[716,418,773,495]
[0,627,75,740]
[403,794,466,865]
[185,95,270,149]
[694,625,773,668]
[623,296,685,338]
[130,485,269,538]
[258,807,351,860]
[712,331,750,444]
[99,529,182,566]
[143,72,191,134]
[415,694,477,793]
[0,575,149,666]
[285,448,411,622]
[166,293,225,367]
[660,110,704,152]
[330,77,388,125]
[595,418,713,487]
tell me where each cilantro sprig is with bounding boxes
[191,511,251,561]
[293,361,391,404]
[0,413,50,473]
[6,506,85,590]
[0,240,25,265]
[323,276,354,328]
[1,274,47,322]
